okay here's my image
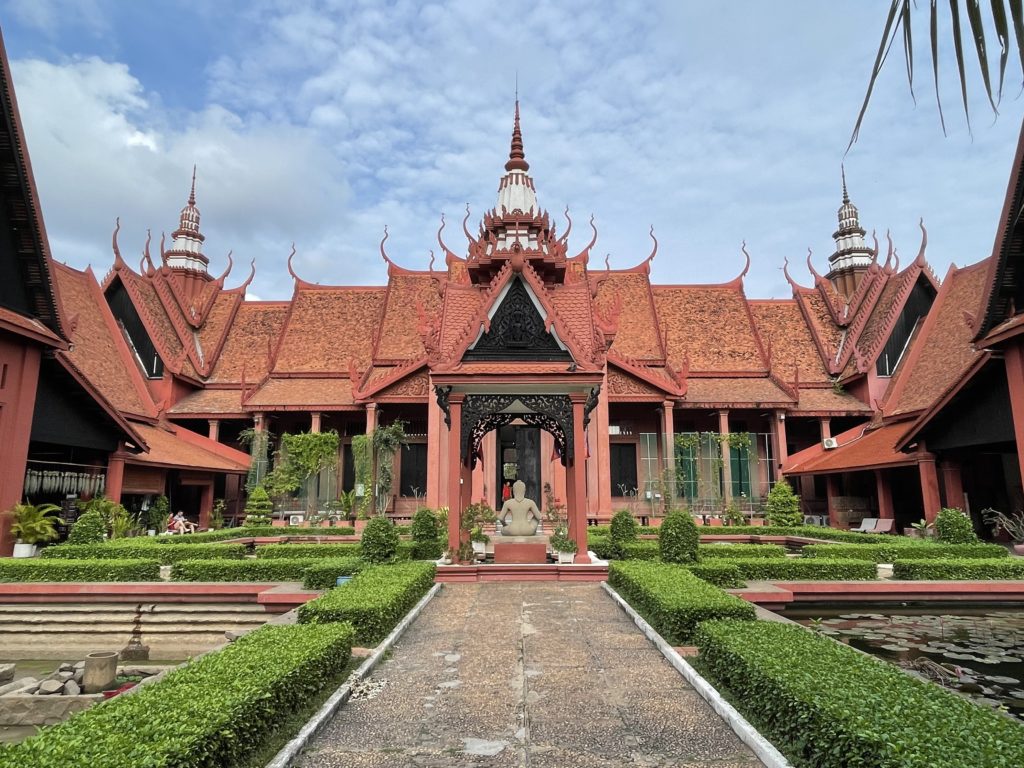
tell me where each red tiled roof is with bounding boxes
[244,377,356,408]
[796,289,843,360]
[784,421,916,475]
[168,388,246,415]
[273,287,386,373]
[374,274,442,361]
[208,302,288,383]
[654,286,766,372]
[794,388,872,414]
[749,300,829,382]
[548,280,597,362]
[684,377,792,406]
[885,260,990,416]
[0,306,63,346]
[119,269,186,366]
[52,263,154,419]
[195,292,240,369]
[438,285,483,359]
[127,422,249,472]
[594,273,663,360]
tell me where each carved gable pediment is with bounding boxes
[607,368,662,397]
[376,370,430,399]
[463,277,571,361]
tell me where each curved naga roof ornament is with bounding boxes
[914,218,928,266]
[215,250,234,285]
[726,240,751,287]
[111,217,125,268]
[806,247,827,288]
[286,243,312,287]
[140,229,157,276]
[461,204,477,248]
[640,226,658,274]
[159,231,168,267]
[379,225,395,269]
[558,206,572,245]
[237,258,256,293]
[782,256,802,293]
[882,230,895,272]
[437,213,462,265]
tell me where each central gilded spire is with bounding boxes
[505,100,529,172]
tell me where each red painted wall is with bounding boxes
[0,333,43,555]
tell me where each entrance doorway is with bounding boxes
[495,425,541,510]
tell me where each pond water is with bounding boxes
[790,608,1024,720]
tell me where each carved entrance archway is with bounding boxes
[460,394,573,467]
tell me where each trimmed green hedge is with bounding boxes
[298,561,436,644]
[620,541,660,560]
[156,525,358,544]
[302,558,367,590]
[588,535,614,560]
[696,619,1024,767]
[0,623,353,768]
[685,562,744,589]
[699,543,787,559]
[607,561,755,644]
[892,558,1024,580]
[171,558,321,582]
[257,543,362,559]
[0,558,161,582]
[801,542,1009,562]
[728,557,877,581]
[697,525,887,543]
[39,542,245,565]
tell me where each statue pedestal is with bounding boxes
[493,534,549,564]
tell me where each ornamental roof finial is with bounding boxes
[841,163,849,205]
[189,164,197,206]
[505,99,529,173]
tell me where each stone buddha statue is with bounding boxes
[499,480,540,536]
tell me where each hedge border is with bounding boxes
[0,558,161,582]
[892,558,1024,580]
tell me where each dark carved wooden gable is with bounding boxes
[463,277,571,361]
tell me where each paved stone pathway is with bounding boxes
[300,582,761,767]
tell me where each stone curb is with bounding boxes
[601,582,791,768]
[264,583,443,768]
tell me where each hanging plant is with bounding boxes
[372,420,408,516]
[351,434,373,518]
[264,431,340,515]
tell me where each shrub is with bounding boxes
[0,558,161,582]
[934,507,979,544]
[257,543,362,559]
[620,541,659,560]
[698,543,787,559]
[607,560,755,644]
[764,480,801,527]
[892,558,1024,580]
[146,495,170,533]
[0,623,353,768]
[659,510,699,564]
[410,508,443,559]
[243,485,274,526]
[685,561,744,588]
[609,509,638,557]
[298,561,436,644]
[301,557,366,590]
[695,619,1024,768]
[171,558,324,582]
[40,542,245,565]
[66,509,106,545]
[726,557,877,580]
[588,535,614,560]
[800,541,1008,562]
[360,517,400,563]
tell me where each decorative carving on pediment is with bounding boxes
[607,369,661,396]
[461,393,573,467]
[463,277,570,361]
[378,370,430,398]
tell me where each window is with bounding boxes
[676,441,699,500]
[730,443,751,498]
[610,443,638,497]
[399,443,428,498]
[341,443,355,492]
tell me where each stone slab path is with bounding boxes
[299,582,761,767]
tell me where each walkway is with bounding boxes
[299,582,760,767]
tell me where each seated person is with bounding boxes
[171,511,197,535]
[499,480,540,536]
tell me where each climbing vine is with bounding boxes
[239,427,273,491]
[265,430,340,514]
[372,420,408,515]
[351,434,373,518]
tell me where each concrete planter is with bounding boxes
[1013,543,1024,556]
[82,652,118,694]
[12,542,36,558]
[556,551,575,564]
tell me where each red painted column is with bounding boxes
[718,410,732,504]
[0,343,42,556]
[772,411,788,481]
[918,456,941,523]
[207,419,220,442]
[310,412,322,433]
[446,396,463,560]
[199,482,214,529]
[570,395,589,562]
[1002,342,1024,493]
[826,474,841,528]
[595,372,612,519]
[819,417,832,441]
[874,469,894,520]
[426,388,442,509]
[940,461,966,511]
[106,457,125,504]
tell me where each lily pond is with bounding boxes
[791,608,1024,720]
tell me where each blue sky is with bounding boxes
[3,1,1023,301]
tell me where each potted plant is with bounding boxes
[549,525,577,564]
[470,525,489,558]
[982,508,1024,555]
[10,503,60,557]
[907,518,933,539]
[723,500,745,527]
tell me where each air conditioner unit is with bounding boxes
[822,437,839,450]
[289,514,304,526]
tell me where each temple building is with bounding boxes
[2,15,1024,554]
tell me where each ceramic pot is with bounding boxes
[556,551,575,564]
[12,542,35,558]
[1012,542,1024,556]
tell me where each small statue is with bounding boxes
[499,480,540,536]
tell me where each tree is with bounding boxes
[852,1,1024,148]
[765,480,802,528]
[264,430,340,515]
[659,510,699,564]
[244,486,274,527]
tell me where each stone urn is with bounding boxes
[82,651,118,694]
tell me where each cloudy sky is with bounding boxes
[3,1,1023,300]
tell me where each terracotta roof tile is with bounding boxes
[53,263,153,418]
[684,377,792,405]
[168,388,246,415]
[594,273,663,360]
[439,285,484,358]
[121,270,185,363]
[794,388,872,414]
[549,281,596,361]
[886,262,989,416]
[208,303,288,383]
[0,306,63,345]
[750,301,829,382]
[375,275,442,360]
[654,286,765,372]
[245,377,355,408]
[195,292,239,370]
[784,421,914,475]
[797,289,843,357]
[274,288,386,373]
[128,422,249,472]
